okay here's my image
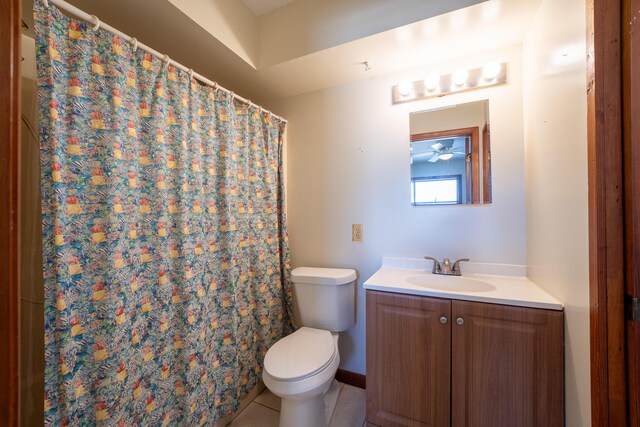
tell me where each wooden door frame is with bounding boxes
[622,0,640,424]
[482,123,492,204]
[587,0,639,425]
[0,0,21,425]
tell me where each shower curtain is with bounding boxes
[35,1,291,425]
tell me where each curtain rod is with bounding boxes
[42,0,287,124]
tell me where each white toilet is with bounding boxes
[262,267,357,427]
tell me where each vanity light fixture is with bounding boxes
[392,62,507,104]
[397,80,414,97]
[424,73,440,91]
[451,69,469,86]
[482,62,501,80]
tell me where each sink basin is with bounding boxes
[405,275,496,293]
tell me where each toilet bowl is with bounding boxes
[263,328,340,427]
[262,267,356,427]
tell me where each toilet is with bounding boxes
[263,267,357,427]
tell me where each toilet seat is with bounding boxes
[264,327,337,382]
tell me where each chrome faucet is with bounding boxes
[424,256,470,276]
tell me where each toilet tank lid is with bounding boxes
[291,267,357,285]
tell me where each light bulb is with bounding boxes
[424,74,440,91]
[452,69,468,86]
[482,62,501,80]
[397,80,413,96]
[439,153,453,161]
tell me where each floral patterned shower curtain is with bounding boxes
[36,1,291,424]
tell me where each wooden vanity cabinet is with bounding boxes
[365,290,564,427]
[366,291,452,427]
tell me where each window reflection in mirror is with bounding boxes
[409,100,491,205]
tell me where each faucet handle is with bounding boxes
[452,258,470,274]
[424,256,441,274]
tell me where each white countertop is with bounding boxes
[363,258,563,311]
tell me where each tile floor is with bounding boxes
[227,382,367,427]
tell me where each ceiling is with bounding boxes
[21,0,541,105]
[241,0,297,16]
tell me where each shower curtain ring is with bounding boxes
[43,0,49,7]
[163,54,171,69]
[130,37,138,52]
[189,68,194,80]
[90,15,101,31]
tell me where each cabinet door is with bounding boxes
[451,300,564,427]
[366,290,451,427]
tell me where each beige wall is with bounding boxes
[523,0,590,425]
[20,76,44,427]
[271,45,526,374]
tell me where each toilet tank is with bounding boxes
[290,267,357,332]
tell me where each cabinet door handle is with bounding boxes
[456,317,464,325]
[440,316,448,324]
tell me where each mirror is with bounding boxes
[409,100,491,205]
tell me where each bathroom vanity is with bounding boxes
[363,259,564,427]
